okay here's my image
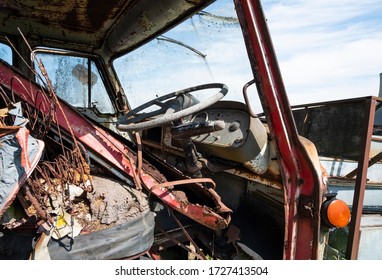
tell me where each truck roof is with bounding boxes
[0,0,212,58]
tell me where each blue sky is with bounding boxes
[262,0,382,104]
[2,0,382,113]
[116,0,382,113]
[2,1,380,115]
[0,0,382,111]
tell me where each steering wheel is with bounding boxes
[117,83,228,131]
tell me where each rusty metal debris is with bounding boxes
[0,37,232,259]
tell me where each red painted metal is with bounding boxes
[0,60,230,231]
[235,0,323,259]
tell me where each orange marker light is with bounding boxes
[326,199,351,228]
[321,194,351,228]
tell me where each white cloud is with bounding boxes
[115,0,382,113]
[262,0,382,105]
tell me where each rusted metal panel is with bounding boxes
[0,0,123,31]
[0,0,127,48]
[0,60,230,231]
[292,99,366,161]
[0,0,213,55]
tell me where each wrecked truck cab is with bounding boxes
[0,0,352,260]
[0,57,231,259]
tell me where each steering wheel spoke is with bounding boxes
[117,83,228,131]
[152,100,167,108]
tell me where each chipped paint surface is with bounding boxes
[0,0,210,55]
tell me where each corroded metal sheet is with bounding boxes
[292,100,367,161]
[0,0,212,55]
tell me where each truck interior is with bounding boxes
[1,0,378,260]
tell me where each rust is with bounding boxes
[298,196,314,218]
[1,56,231,232]
[7,0,127,33]
[172,190,188,206]
[345,151,382,179]
[36,57,93,190]
[168,207,207,260]
[227,167,282,190]
[226,224,241,244]
[22,183,52,224]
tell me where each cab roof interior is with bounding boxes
[0,0,213,57]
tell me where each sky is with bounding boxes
[1,1,382,113]
[116,0,382,113]
[262,0,382,104]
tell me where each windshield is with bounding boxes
[113,0,259,113]
[34,52,115,114]
[0,42,12,64]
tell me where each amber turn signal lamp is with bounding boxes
[321,193,351,228]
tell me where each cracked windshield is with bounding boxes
[114,0,258,113]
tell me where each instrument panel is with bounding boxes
[191,108,250,149]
